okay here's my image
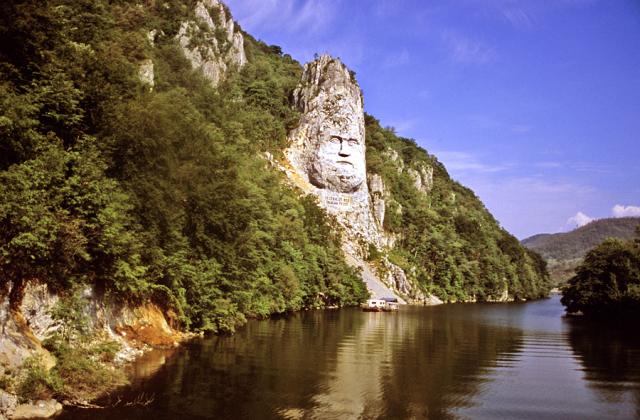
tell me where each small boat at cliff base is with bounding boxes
[362,298,399,312]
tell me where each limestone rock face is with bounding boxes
[384,148,404,174]
[0,389,18,419]
[384,262,412,297]
[407,164,433,194]
[18,282,58,342]
[0,281,56,373]
[284,55,432,302]
[368,173,386,226]
[10,399,62,419]
[285,56,383,256]
[138,58,154,90]
[176,0,247,87]
[0,280,183,378]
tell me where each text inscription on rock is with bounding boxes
[323,192,353,210]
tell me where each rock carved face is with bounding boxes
[308,121,366,193]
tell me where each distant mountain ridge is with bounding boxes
[522,217,640,284]
[522,217,640,260]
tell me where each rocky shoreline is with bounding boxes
[0,280,188,420]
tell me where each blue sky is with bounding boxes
[225,0,640,239]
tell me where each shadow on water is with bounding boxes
[566,316,640,418]
[58,297,640,419]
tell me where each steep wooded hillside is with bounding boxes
[523,217,640,260]
[522,218,640,284]
[0,0,550,337]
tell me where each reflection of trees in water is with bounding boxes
[137,309,368,419]
[566,317,640,416]
[378,305,523,419]
[63,306,525,419]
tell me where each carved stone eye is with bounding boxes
[329,136,342,144]
[347,139,358,146]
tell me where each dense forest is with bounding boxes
[0,0,367,335]
[523,217,640,261]
[522,217,640,284]
[0,0,549,337]
[364,117,550,301]
[561,226,640,317]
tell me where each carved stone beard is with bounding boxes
[309,156,365,193]
[306,121,366,193]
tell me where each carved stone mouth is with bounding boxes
[336,161,353,166]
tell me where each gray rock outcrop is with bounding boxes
[10,399,62,419]
[176,0,247,87]
[285,56,384,254]
[0,390,18,419]
[284,55,440,304]
[368,174,386,226]
[0,280,185,413]
[138,58,154,90]
[0,281,56,372]
[407,164,433,194]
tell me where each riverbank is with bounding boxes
[54,296,640,420]
[0,280,189,419]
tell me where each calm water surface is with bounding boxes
[61,295,640,419]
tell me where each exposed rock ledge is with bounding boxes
[0,280,186,419]
[176,0,246,87]
[1,396,62,420]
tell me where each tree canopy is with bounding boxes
[561,226,640,317]
[0,0,550,335]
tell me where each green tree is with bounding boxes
[561,238,640,316]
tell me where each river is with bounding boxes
[60,295,640,419]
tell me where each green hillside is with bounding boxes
[364,117,550,301]
[0,0,549,337]
[522,217,640,284]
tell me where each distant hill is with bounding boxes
[522,217,640,284]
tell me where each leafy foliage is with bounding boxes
[16,356,63,402]
[561,229,640,317]
[365,115,551,301]
[522,217,640,285]
[0,0,364,336]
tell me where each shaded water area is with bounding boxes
[60,295,640,419]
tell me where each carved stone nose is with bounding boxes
[338,141,351,157]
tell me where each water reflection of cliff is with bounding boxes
[567,318,640,417]
[59,306,524,419]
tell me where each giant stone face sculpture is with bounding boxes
[287,55,367,193]
[309,128,365,193]
[303,74,366,193]
[285,55,410,303]
[286,55,382,246]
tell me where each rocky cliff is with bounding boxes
[284,55,438,304]
[0,280,184,418]
[176,0,247,87]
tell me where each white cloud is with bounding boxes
[225,0,338,36]
[499,7,535,29]
[612,205,640,218]
[566,211,594,229]
[442,31,496,64]
[434,151,510,174]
